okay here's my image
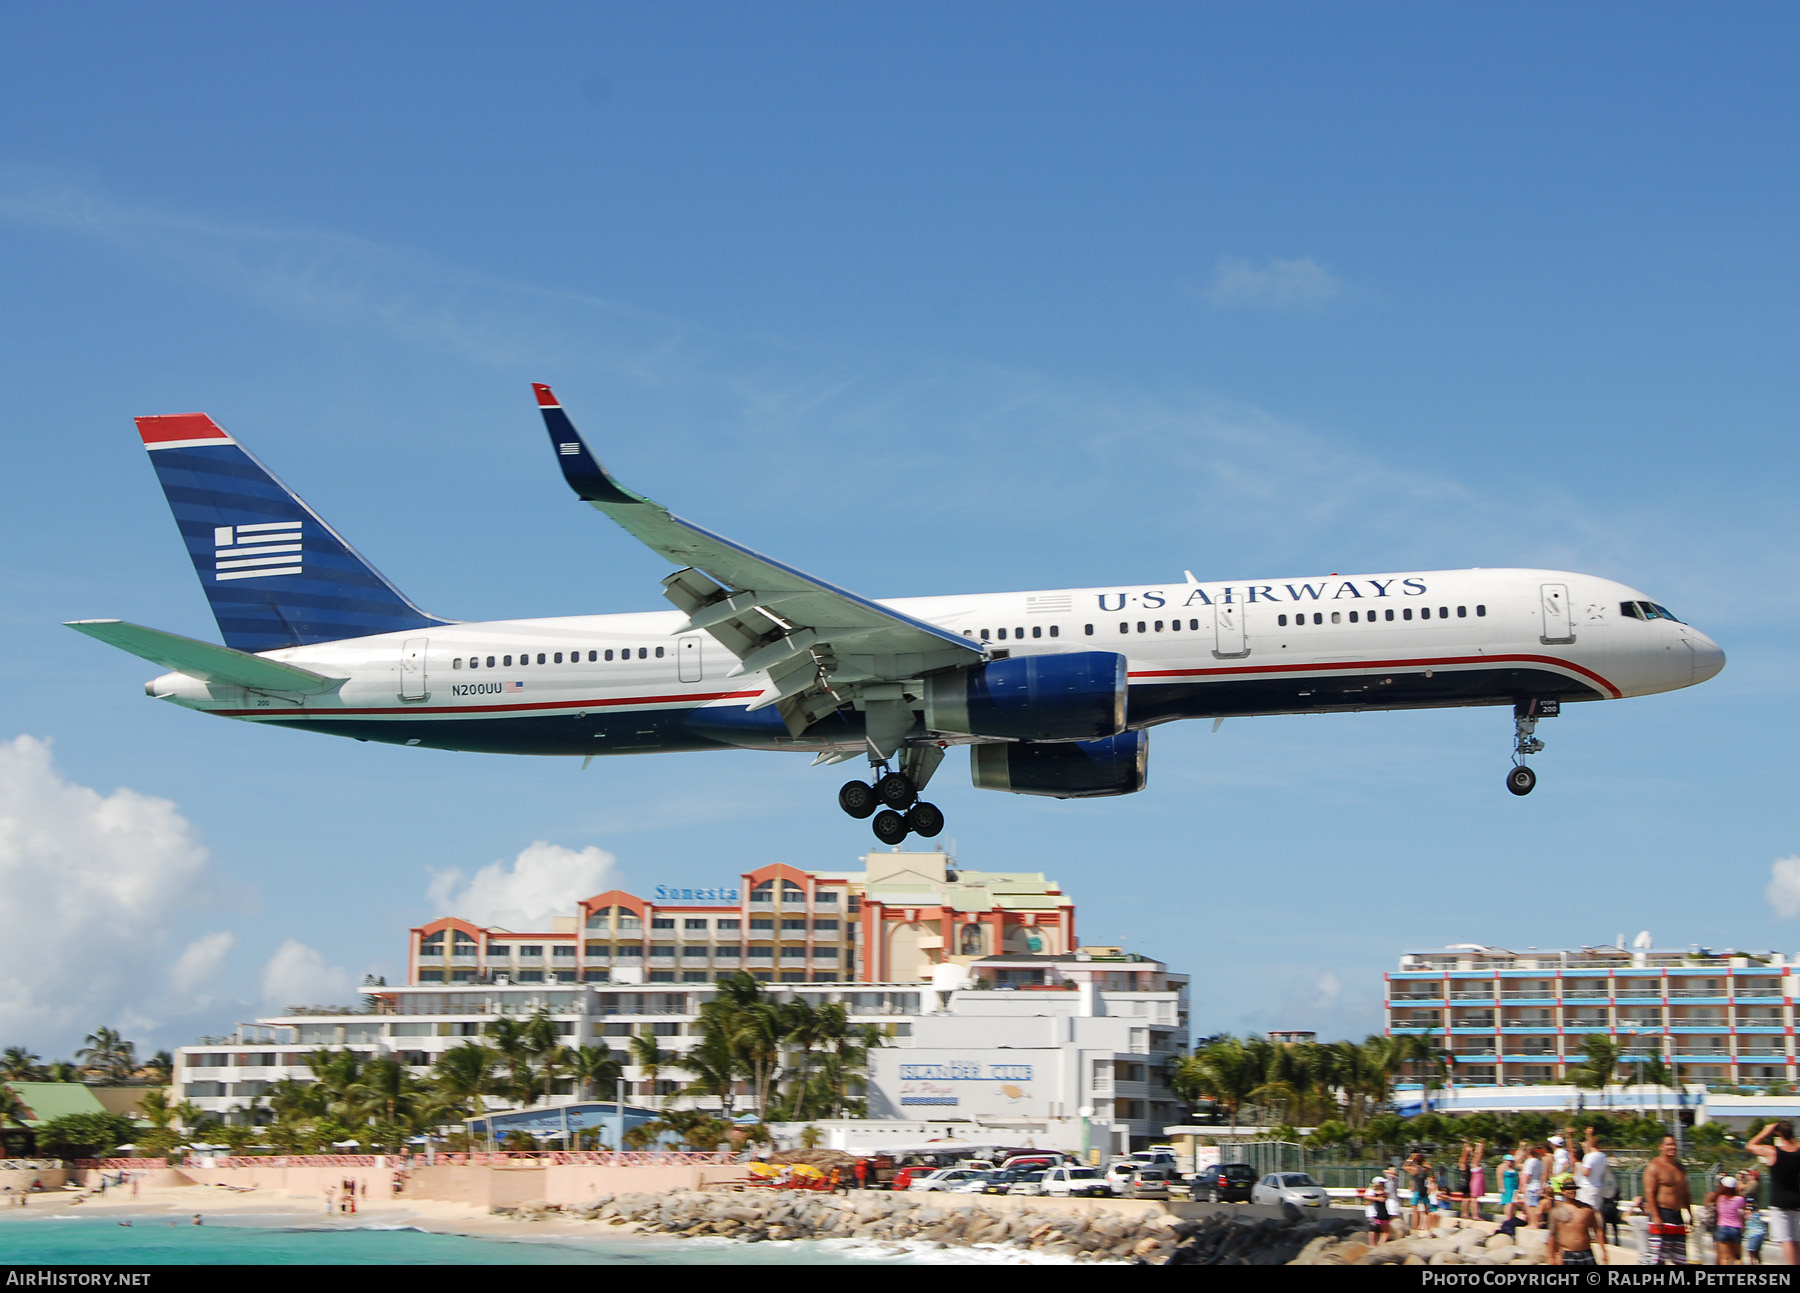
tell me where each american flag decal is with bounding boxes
[214,521,302,581]
[558,442,580,456]
[508,680,525,691]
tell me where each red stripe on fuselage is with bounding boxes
[1127,652,1622,699]
[214,687,763,718]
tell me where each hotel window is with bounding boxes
[616,913,641,931]
[750,917,774,932]
[650,944,675,957]
[684,918,708,931]
[488,944,512,957]
[553,945,575,958]
[716,945,743,959]
[782,880,805,899]
[681,946,708,960]
[585,942,608,955]
[717,919,741,930]
[781,918,808,932]
[815,947,839,960]
[961,924,983,955]
[751,881,774,901]
[813,919,839,933]
[582,968,608,983]
[418,969,445,982]
[519,945,542,957]
[651,917,675,930]
[814,891,837,904]
[585,908,610,929]
[614,945,642,959]
[781,946,808,959]
[517,970,544,983]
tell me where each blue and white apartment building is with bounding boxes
[1386,941,1794,1088]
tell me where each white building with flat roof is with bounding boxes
[1387,939,1794,1087]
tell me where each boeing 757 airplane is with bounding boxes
[70,384,1725,843]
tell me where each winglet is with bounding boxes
[532,383,653,507]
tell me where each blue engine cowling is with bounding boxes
[969,730,1148,798]
[923,651,1127,741]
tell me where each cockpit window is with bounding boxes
[1622,601,1683,624]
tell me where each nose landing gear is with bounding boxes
[1506,699,1556,796]
[838,746,947,841]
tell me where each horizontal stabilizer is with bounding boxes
[64,620,347,694]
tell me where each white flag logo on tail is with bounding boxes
[214,521,302,581]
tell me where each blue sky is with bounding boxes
[2,3,1797,1058]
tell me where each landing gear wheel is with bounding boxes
[1506,765,1537,796]
[838,780,877,819]
[872,809,910,845]
[875,771,918,809]
[906,801,945,839]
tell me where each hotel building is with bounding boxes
[1386,941,1795,1086]
[406,849,1075,988]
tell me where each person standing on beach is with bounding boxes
[1747,1119,1800,1265]
[1521,1145,1546,1227]
[1547,1178,1606,1265]
[1498,1153,1520,1222]
[1455,1142,1471,1215]
[1642,1134,1692,1265]
[1708,1175,1747,1265]
[1465,1140,1486,1220]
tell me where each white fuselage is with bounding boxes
[147,566,1723,758]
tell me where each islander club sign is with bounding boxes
[652,885,741,903]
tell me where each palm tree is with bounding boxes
[304,1048,364,1118]
[629,1033,670,1105]
[143,1051,174,1085]
[45,1061,79,1084]
[680,1031,743,1119]
[567,1044,622,1103]
[1,1048,43,1081]
[77,1027,136,1084]
[1175,1037,1264,1131]
[1567,1034,1621,1106]
[484,1017,535,1107]
[138,1086,177,1131]
[346,1056,423,1125]
[1,1084,30,1130]
[1397,1034,1451,1112]
[430,1042,498,1119]
[521,1008,565,1105]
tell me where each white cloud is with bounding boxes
[169,931,235,996]
[1203,255,1344,313]
[260,939,359,1009]
[0,735,212,1053]
[1767,856,1800,918]
[426,841,621,930]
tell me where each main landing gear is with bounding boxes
[838,756,947,844]
[1506,699,1557,796]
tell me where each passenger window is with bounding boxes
[486,656,496,667]
[1169,619,1180,631]
[997,628,1007,640]
[1049,625,1060,638]
[1084,624,1093,635]
[1476,605,1486,617]
[1421,607,1431,619]
[1136,621,1146,633]
[1385,610,1395,622]
[1154,620,1163,632]
[1438,607,1448,619]
[1278,614,1288,627]
[1032,626,1042,639]
[1189,619,1199,630]
[1331,612,1340,624]
[1313,613,1322,625]
[537,653,546,664]
[963,630,974,638]
[1015,627,1024,638]
[655,646,664,658]
[1348,611,1358,623]
[639,648,648,659]
[980,629,991,641]
[1403,608,1413,621]
[453,657,462,669]
[1120,623,1129,634]
[553,652,562,664]
[504,655,513,666]
[589,650,598,661]
[1457,606,1467,618]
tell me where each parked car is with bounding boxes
[951,1170,1004,1194]
[1005,1170,1049,1196]
[1039,1165,1112,1198]
[980,1169,1031,1194]
[1251,1172,1330,1210]
[1193,1163,1258,1203]
[908,1168,987,1193]
[999,1153,1064,1173]
[1122,1165,1181,1199]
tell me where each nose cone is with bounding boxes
[1687,631,1726,684]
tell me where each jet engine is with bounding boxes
[923,651,1127,742]
[969,730,1148,798]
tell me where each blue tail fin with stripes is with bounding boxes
[136,412,449,653]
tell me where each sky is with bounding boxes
[2,2,1798,1059]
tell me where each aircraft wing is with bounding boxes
[65,619,348,694]
[532,384,980,728]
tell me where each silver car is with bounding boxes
[1251,1171,1330,1209]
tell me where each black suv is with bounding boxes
[1193,1163,1257,1203]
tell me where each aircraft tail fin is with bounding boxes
[135,412,450,652]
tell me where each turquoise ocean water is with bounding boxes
[0,1215,926,1265]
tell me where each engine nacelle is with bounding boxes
[924,651,1127,742]
[970,730,1148,798]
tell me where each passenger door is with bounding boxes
[677,633,703,683]
[400,637,429,701]
[1213,602,1248,659]
[1539,583,1575,645]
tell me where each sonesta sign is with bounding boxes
[652,885,741,903]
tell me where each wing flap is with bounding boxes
[65,620,348,694]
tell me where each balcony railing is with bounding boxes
[1612,990,1662,999]
[1449,991,1496,1001]
[1673,1047,1733,1057]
